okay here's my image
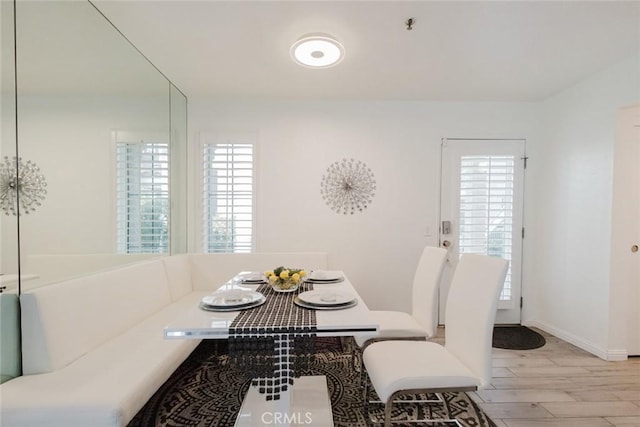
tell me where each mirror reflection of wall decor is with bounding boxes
[320,158,376,215]
[4,1,188,292]
[0,156,47,216]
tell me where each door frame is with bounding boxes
[437,137,527,325]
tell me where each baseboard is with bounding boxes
[605,349,629,362]
[524,320,628,361]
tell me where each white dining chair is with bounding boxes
[362,254,508,427]
[354,246,447,350]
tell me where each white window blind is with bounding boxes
[202,142,254,253]
[116,141,169,254]
[459,155,514,300]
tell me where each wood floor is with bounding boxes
[432,327,640,426]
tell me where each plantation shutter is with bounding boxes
[116,141,170,254]
[458,155,515,301]
[202,141,254,253]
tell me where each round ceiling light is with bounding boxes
[290,34,345,69]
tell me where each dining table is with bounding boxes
[164,270,379,427]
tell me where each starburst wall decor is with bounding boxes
[320,158,376,215]
[0,156,48,216]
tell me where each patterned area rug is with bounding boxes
[128,338,495,427]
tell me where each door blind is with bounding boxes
[202,143,254,253]
[459,155,514,300]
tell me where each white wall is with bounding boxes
[189,100,537,311]
[525,53,640,359]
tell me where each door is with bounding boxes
[439,138,526,325]
[633,112,640,356]
[613,105,640,355]
[632,113,640,356]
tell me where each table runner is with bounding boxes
[228,282,317,401]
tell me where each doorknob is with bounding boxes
[632,245,639,253]
[442,240,452,248]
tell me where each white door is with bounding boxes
[632,114,640,356]
[439,138,526,325]
[613,105,640,355]
[633,113,640,356]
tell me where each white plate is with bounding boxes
[294,297,357,311]
[305,277,344,284]
[308,270,344,281]
[297,289,356,306]
[201,290,264,308]
[271,285,299,293]
[200,298,266,312]
[235,272,266,284]
[240,279,267,285]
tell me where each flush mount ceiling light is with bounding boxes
[290,33,344,69]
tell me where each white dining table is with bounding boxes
[164,271,379,427]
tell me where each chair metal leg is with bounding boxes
[384,395,393,427]
[363,375,371,427]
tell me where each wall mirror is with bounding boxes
[0,0,187,381]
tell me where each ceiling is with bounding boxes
[90,1,640,101]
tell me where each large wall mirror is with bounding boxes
[0,0,187,381]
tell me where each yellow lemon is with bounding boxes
[279,270,289,279]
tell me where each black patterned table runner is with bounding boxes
[228,283,317,401]
[229,283,316,333]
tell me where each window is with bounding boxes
[115,137,169,254]
[201,136,254,253]
[458,155,515,300]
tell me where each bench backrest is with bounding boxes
[19,252,329,374]
[20,259,171,375]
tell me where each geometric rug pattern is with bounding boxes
[128,338,496,427]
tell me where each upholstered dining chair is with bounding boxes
[362,254,508,427]
[354,246,448,350]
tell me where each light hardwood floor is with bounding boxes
[432,327,640,426]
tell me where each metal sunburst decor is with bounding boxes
[320,158,376,215]
[0,156,48,216]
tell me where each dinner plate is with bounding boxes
[240,278,267,285]
[297,289,356,306]
[308,271,344,282]
[293,297,357,311]
[305,277,344,284]
[235,272,267,284]
[199,297,266,312]
[201,290,264,308]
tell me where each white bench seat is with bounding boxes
[0,252,327,427]
[0,291,208,427]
